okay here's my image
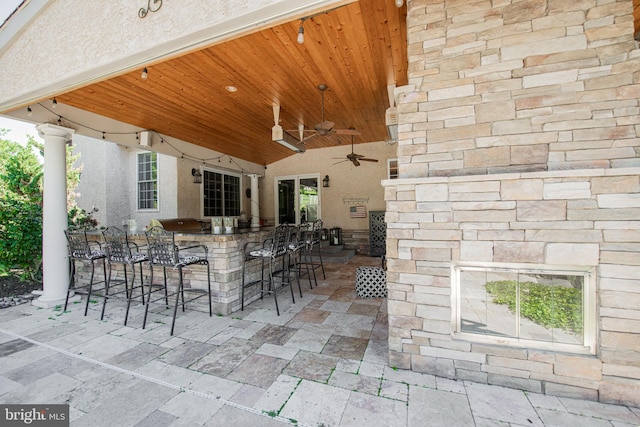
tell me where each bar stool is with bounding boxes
[300,219,325,286]
[241,223,295,315]
[288,222,313,290]
[143,226,212,335]
[101,226,148,325]
[64,228,107,315]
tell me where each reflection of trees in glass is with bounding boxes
[486,279,583,335]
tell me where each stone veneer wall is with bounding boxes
[385,0,640,406]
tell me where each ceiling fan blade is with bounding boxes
[359,158,379,162]
[352,159,361,166]
[335,128,361,135]
[332,159,349,165]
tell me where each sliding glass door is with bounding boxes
[275,174,320,225]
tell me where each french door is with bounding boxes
[275,174,320,225]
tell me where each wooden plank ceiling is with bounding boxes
[57,0,407,165]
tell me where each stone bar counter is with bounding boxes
[76,228,273,316]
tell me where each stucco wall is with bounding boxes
[386,0,640,407]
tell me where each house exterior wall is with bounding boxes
[386,0,640,406]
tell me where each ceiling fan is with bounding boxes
[334,135,379,167]
[289,84,361,143]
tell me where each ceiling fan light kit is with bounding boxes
[272,104,306,152]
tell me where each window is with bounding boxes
[452,262,596,354]
[203,169,241,217]
[388,159,398,179]
[137,152,158,210]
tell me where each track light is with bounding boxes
[395,0,403,7]
[141,67,148,80]
[297,20,305,44]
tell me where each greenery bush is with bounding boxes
[486,280,583,335]
[0,131,97,282]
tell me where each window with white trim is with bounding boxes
[137,151,158,210]
[388,159,398,179]
[452,262,596,354]
[202,169,241,217]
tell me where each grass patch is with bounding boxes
[486,280,582,334]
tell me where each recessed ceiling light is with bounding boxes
[225,85,238,92]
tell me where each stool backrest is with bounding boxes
[145,226,178,266]
[65,229,92,259]
[102,226,131,263]
[270,223,290,258]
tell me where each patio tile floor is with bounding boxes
[0,255,638,426]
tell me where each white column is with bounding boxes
[247,174,260,228]
[33,124,76,308]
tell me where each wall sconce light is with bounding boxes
[141,67,148,80]
[323,175,330,187]
[192,168,202,184]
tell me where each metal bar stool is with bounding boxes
[241,224,295,315]
[143,226,212,335]
[101,226,149,325]
[300,219,326,287]
[288,222,313,290]
[64,228,107,315]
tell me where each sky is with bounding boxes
[0,0,43,146]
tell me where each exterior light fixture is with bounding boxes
[323,175,330,187]
[297,19,305,44]
[192,168,202,184]
[395,0,404,7]
[27,106,32,116]
[52,98,57,108]
[141,67,148,80]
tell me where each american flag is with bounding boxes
[350,205,366,218]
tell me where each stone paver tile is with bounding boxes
[105,342,168,371]
[1,372,82,404]
[284,323,333,353]
[229,384,267,407]
[250,324,297,345]
[189,337,259,377]
[363,338,388,364]
[329,288,357,303]
[336,358,360,374]
[279,380,351,427]
[526,392,566,411]
[379,379,408,402]
[473,417,511,427]
[347,302,379,316]
[292,307,331,323]
[207,326,242,345]
[243,308,296,326]
[283,351,339,383]
[160,392,225,425]
[174,314,234,342]
[188,373,244,399]
[465,381,543,426]
[233,321,265,339]
[435,376,466,394]
[383,365,437,388]
[340,391,408,427]
[254,374,301,415]
[559,396,640,425]
[204,404,286,427]
[72,379,177,427]
[536,407,613,427]
[134,359,203,388]
[158,340,215,367]
[61,370,146,413]
[0,338,34,357]
[69,333,141,362]
[408,386,474,427]
[25,322,82,343]
[329,370,381,395]
[0,374,21,397]
[322,335,368,360]
[323,312,375,339]
[0,345,56,375]
[319,300,352,313]
[255,343,299,360]
[4,352,79,385]
[359,361,385,378]
[133,410,177,427]
[227,353,289,388]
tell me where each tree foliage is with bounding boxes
[0,130,97,281]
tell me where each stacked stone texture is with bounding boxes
[386,0,640,406]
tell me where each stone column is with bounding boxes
[33,124,76,308]
[247,173,260,228]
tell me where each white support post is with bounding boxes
[247,173,260,228]
[33,124,76,308]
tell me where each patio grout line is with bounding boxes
[0,327,311,427]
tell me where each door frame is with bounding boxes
[274,173,321,226]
